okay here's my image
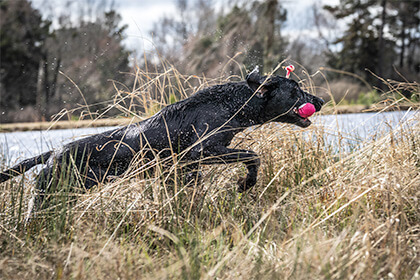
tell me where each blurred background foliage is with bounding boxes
[0,0,419,123]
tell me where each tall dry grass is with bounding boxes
[0,63,419,279]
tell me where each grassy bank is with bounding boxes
[0,117,419,279]
[0,66,419,279]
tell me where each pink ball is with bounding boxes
[298,103,316,118]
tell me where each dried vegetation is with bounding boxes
[0,64,419,279]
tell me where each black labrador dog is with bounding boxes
[0,67,324,214]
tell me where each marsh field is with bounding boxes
[0,68,419,280]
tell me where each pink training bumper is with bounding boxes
[297,103,316,118]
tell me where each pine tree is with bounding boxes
[0,0,50,116]
[0,0,132,122]
[324,0,419,85]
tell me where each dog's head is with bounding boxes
[246,67,324,127]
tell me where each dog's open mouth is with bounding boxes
[292,103,316,127]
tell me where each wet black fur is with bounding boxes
[0,68,324,215]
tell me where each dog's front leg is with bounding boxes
[195,146,260,192]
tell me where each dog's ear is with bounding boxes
[246,66,268,98]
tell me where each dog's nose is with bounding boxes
[313,97,325,111]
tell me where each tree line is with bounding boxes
[147,0,419,88]
[0,0,419,123]
[0,0,131,123]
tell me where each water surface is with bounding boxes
[0,110,417,165]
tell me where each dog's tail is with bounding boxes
[0,151,52,183]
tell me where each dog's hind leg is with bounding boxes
[25,166,54,223]
[25,166,104,224]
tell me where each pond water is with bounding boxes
[314,110,417,153]
[0,110,418,166]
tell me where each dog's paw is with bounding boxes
[237,176,256,193]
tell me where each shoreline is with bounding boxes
[0,104,417,133]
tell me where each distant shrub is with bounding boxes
[357,90,383,106]
[321,79,368,104]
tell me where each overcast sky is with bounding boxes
[31,0,338,54]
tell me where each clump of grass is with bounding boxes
[0,62,419,279]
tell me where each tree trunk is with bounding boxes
[263,0,277,72]
[399,17,406,68]
[377,0,386,79]
[50,56,61,115]
[43,55,50,120]
[36,57,46,121]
